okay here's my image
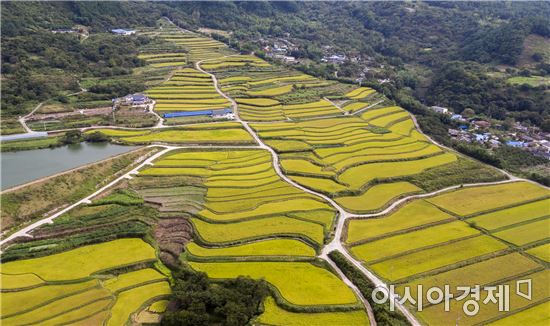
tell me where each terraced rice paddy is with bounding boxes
[138,52,187,68]
[251,113,464,213]
[203,55,345,121]
[1,239,170,326]
[91,123,254,145]
[426,181,549,216]
[189,261,359,306]
[157,31,227,62]
[345,87,376,100]
[4,19,547,326]
[186,239,316,259]
[149,67,232,112]
[256,296,370,325]
[346,180,550,324]
[136,148,367,314]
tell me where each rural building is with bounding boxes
[506,140,526,148]
[322,54,346,64]
[163,109,234,119]
[430,106,449,114]
[448,129,460,137]
[473,120,491,129]
[450,114,465,121]
[111,29,136,35]
[163,110,213,118]
[212,108,234,119]
[474,133,490,143]
[112,93,151,110]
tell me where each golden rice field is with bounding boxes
[189,261,359,306]
[7,21,546,326]
[135,148,369,314]
[148,67,231,112]
[426,181,549,216]
[190,216,325,245]
[345,180,549,324]
[1,239,170,326]
[247,110,492,227]
[94,124,254,145]
[256,296,370,325]
[185,239,316,258]
[345,87,376,100]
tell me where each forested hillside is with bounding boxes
[2,1,549,183]
[3,1,549,121]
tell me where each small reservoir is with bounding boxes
[1,142,137,190]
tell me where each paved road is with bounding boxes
[197,58,379,325]
[197,57,550,325]
[4,50,546,325]
[0,146,172,247]
[0,143,262,247]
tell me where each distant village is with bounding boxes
[259,35,387,84]
[112,93,234,120]
[429,105,550,160]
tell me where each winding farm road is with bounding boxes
[3,52,546,326]
[196,58,380,325]
[0,144,262,248]
[196,56,550,325]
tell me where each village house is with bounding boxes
[111,29,136,35]
[473,120,491,129]
[450,114,466,122]
[273,54,296,64]
[112,93,151,110]
[430,106,449,114]
[322,54,346,64]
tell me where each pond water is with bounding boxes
[1,142,138,190]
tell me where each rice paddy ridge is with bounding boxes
[0,144,265,248]
[5,20,549,325]
[193,53,550,326]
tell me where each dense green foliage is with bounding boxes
[162,265,269,326]
[1,203,156,262]
[1,2,160,36]
[3,1,549,124]
[1,2,160,115]
[162,2,550,128]
[426,62,548,125]
[328,251,408,326]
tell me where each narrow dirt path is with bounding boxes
[323,97,349,115]
[17,83,88,134]
[351,99,385,116]
[196,58,380,325]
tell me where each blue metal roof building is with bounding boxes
[163,110,213,118]
[0,132,48,142]
[506,141,526,148]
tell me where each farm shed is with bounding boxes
[0,132,48,142]
[163,110,213,118]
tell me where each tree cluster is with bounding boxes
[162,265,269,326]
